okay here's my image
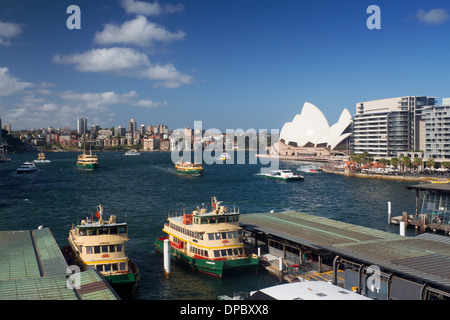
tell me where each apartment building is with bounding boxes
[423,98,450,160]
[353,96,437,157]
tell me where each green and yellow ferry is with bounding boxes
[175,161,203,175]
[77,148,99,170]
[65,205,139,294]
[155,196,259,277]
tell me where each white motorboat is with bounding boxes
[261,169,304,181]
[125,150,141,156]
[16,162,38,173]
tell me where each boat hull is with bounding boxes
[175,168,203,175]
[77,162,99,170]
[154,237,259,277]
[264,175,304,181]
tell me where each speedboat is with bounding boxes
[125,149,141,156]
[261,169,304,181]
[16,162,38,173]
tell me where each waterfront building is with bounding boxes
[275,102,353,158]
[353,96,437,157]
[77,117,87,135]
[423,98,450,160]
[128,118,137,133]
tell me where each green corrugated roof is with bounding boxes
[0,228,119,300]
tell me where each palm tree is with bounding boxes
[412,157,423,173]
[401,156,411,172]
[390,157,399,169]
[426,159,436,170]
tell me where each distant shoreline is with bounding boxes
[322,168,444,183]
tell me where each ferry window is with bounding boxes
[112,264,118,271]
[109,245,115,253]
[221,249,227,257]
[227,249,233,256]
[87,229,95,236]
[119,226,127,234]
[98,228,108,235]
[120,263,126,271]
[116,244,123,252]
[96,265,103,272]
[239,248,243,255]
[86,246,93,254]
[204,251,208,257]
[110,227,118,234]
[101,246,108,253]
[78,230,85,236]
[233,216,239,222]
[94,246,101,254]
[215,233,221,240]
[201,218,208,224]
[208,234,214,241]
[104,264,111,272]
[221,232,227,239]
[218,217,226,223]
[227,216,233,222]
[233,248,239,255]
[214,251,220,258]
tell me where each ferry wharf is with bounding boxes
[0,227,119,300]
[240,211,450,300]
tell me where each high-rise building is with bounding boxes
[423,98,450,160]
[353,96,437,157]
[77,117,87,135]
[128,118,137,133]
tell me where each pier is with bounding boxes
[0,227,119,300]
[240,211,450,300]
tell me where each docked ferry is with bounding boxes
[77,148,99,170]
[155,197,259,277]
[65,205,139,293]
[175,161,203,175]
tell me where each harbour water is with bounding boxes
[0,151,419,299]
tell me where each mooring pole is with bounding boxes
[163,238,171,277]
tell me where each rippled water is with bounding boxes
[0,151,419,299]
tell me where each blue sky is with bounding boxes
[1,0,450,132]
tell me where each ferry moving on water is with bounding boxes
[155,197,259,277]
[64,205,139,293]
[77,148,99,170]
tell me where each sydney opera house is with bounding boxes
[272,102,353,159]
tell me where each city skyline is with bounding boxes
[1,1,450,131]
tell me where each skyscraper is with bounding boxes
[77,117,87,135]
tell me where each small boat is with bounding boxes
[33,152,51,163]
[154,196,259,277]
[0,145,10,162]
[65,204,139,294]
[77,148,99,171]
[124,149,140,156]
[175,161,203,175]
[16,162,38,173]
[261,169,304,181]
[310,169,322,173]
[218,153,231,161]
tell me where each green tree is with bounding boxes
[412,157,423,173]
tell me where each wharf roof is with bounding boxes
[240,211,450,292]
[405,183,450,194]
[0,227,119,300]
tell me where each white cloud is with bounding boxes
[52,47,150,72]
[121,0,184,16]
[0,20,23,46]
[53,47,193,88]
[0,67,32,96]
[94,15,185,47]
[417,8,450,25]
[140,63,193,88]
[132,99,167,108]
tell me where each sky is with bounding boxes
[1,0,450,132]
